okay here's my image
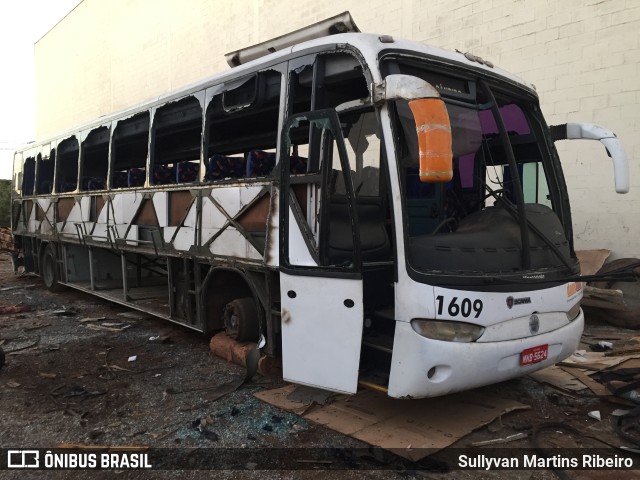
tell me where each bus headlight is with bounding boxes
[410,319,485,342]
[567,303,581,321]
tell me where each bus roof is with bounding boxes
[19,33,535,153]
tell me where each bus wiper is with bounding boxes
[488,268,639,285]
[481,79,531,269]
[482,183,575,272]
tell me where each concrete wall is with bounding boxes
[34,0,640,257]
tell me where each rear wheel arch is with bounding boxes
[201,266,265,339]
[40,242,66,292]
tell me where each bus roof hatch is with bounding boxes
[224,11,360,68]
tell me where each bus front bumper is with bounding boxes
[386,312,584,399]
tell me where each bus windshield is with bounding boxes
[387,60,576,278]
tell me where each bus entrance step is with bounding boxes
[361,333,394,353]
[358,378,388,394]
[359,334,392,392]
[362,339,392,354]
[358,367,390,391]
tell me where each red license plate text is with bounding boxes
[521,344,548,366]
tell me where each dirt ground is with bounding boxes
[0,253,638,480]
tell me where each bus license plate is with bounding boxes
[521,344,548,366]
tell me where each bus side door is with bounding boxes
[279,110,363,394]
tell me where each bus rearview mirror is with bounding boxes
[550,122,630,194]
[408,98,454,183]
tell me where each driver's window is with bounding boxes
[284,114,357,270]
[332,110,381,197]
[520,162,551,207]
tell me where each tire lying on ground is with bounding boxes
[587,258,640,329]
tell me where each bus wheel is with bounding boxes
[42,245,65,292]
[589,258,640,329]
[223,297,259,343]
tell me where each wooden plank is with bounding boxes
[559,366,610,396]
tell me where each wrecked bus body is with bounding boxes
[11,13,630,398]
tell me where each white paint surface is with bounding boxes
[280,272,364,394]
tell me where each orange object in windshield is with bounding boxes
[408,98,453,183]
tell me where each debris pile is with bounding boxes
[0,227,16,253]
[577,250,640,329]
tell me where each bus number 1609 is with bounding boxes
[436,296,483,319]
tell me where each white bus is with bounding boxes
[11,13,629,398]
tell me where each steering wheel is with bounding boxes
[431,217,458,235]
[469,188,508,211]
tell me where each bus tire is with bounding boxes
[223,297,259,343]
[41,244,65,293]
[589,258,640,329]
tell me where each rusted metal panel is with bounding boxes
[23,200,34,223]
[132,198,159,226]
[35,203,45,222]
[169,190,193,226]
[94,195,105,219]
[237,193,270,231]
[56,197,75,221]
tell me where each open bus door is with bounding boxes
[278,110,364,394]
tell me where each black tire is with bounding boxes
[0,347,5,370]
[41,244,66,293]
[589,258,640,329]
[223,297,259,343]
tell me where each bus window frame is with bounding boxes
[203,65,286,184]
[79,124,111,193]
[150,92,205,186]
[21,149,37,197]
[55,135,81,194]
[280,108,363,277]
[12,152,24,197]
[109,111,151,190]
[35,143,55,196]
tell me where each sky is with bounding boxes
[0,0,81,180]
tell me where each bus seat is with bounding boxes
[39,180,53,194]
[206,154,245,181]
[328,199,391,263]
[91,178,106,190]
[153,164,176,185]
[128,168,145,187]
[289,155,308,174]
[113,171,128,188]
[57,179,77,193]
[82,177,106,191]
[246,150,276,177]
[176,161,199,183]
